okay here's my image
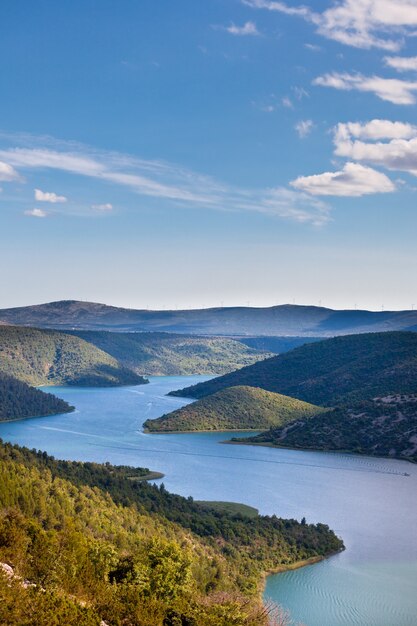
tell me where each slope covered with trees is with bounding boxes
[170,332,417,406]
[0,326,145,387]
[69,330,268,376]
[0,439,343,625]
[0,372,73,421]
[145,385,325,432]
[236,395,417,463]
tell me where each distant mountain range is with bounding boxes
[1,300,417,336]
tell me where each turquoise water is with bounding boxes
[0,376,416,626]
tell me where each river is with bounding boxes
[0,376,416,626]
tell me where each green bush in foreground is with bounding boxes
[0,439,343,625]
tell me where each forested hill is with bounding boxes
[1,299,417,336]
[68,330,268,375]
[0,372,73,421]
[234,395,417,463]
[0,326,145,387]
[144,386,325,432]
[169,332,417,406]
[0,439,343,625]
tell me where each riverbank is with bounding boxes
[223,438,415,466]
[0,406,75,424]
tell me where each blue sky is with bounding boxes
[1,0,417,310]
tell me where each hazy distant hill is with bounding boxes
[144,385,325,432]
[237,336,322,353]
[169,332,417,406]
[235,395,417,463]
[1,300,417,336]
[0,326,145,387]
[68,330,269,375]
[0,372,74,421]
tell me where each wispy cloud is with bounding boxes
[0,134,329,225]
[243,0,417,51]
[313,72,417,105]
[92,203,113,211]
[281,96,293,108]
[25,208,48,218]
[334,120,417,177]
[34,188,67,203]
[291,162,395,196]
[0,160,20,181]
[225,21,260,36]
[384,56,417,73]
[295,120,314,138]
[304,43,321,52]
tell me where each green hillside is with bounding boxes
[0,439,343,625]
[170,332,417,406]
[0,326,146,387]
[145,385,325,432]
[69,330,269,375]
[235,395,417,463]
[0,372,74,421]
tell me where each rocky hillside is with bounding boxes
[235,395,417,463]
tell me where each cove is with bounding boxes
[0,376,416,626]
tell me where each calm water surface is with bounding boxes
[0,376,416,626]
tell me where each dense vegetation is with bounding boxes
[2,300,417,335]
[170,332,417,406]
[238,336,321,354]
[0,439,343,625]
[69,330,268,376]
[0,372,73,421]
[145,386,325,432]
[0,326,145,387]
[236,395,417,463]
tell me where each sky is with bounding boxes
[1,0,417,311]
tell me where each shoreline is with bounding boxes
[143,427,262,434]
[131,471,165,482]
[0,406,75,424]
[259,548,344,599]
[224,439,416,465]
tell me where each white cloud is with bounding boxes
[0,136,329,225]
[384,56,417,72]
[0,160,19,181]
[304,43,321,52]
[243,0,417,51]
[225,21,260,36]
[92,203,113,211]
[335,120,417,141]
[34,188,67,203]
[313,72,417,104]
[334,120,417,177]
[281,96,293,108]
[295,120,314,138]
[25,208,48,218]
[291,162,395,196]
